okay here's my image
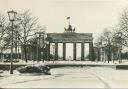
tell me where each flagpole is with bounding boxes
[67,17,70,25]
[68,18,70,25]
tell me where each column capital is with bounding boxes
[89,42,95,61]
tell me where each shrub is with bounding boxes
[42,66,50,74]
[26,66,42,73]
[17,66,27,73]
[17,65,50,74]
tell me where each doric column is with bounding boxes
[55,43,58,60]
[89,42,95,61]
[63,43,66,60]
[73,43,77,60]
[81,42,85,61]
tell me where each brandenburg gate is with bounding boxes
[46,24,95,61]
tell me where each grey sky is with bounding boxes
[0,0,128,57]
[0,0,128,37]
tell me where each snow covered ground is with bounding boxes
[0,66,128,88]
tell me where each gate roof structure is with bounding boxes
[47,32,93,43]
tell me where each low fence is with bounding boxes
[0,63,128,70]
[45,63,117,69]
[0,64,26,70]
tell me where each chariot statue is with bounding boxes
[64,17,75,32]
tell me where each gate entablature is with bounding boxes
[47,33,93,43]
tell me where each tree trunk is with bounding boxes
[107,45,111,63]
[24,45,27,62]
[0,49,3,62]
[21,44,27,62]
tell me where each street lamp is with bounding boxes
[8,10,17,74]
[8,10,17,21]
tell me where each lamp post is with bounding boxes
[8,10,17,74]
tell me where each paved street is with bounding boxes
[0,67,128,88]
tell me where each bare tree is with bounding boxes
[118,9,128,46]
[96,28,113,46]
[102,29,112,62]
[95,28,118,62]
[16,10,45,62]
[0,13,8,59]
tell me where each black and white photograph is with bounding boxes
[0,0,128,88]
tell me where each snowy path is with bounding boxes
[0,67,128,88]
[0,67,111,88]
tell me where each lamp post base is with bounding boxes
[10,66,13,74]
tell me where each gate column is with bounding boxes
[63,43,66,60]
[89,42,95,61]
[73,43,77,60]
[81,42,85,61]
[55,43,58,60]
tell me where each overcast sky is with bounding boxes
[0,0,128,37]
[0,0,128,57]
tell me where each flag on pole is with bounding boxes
[67,17,70,20]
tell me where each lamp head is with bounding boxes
[8,10,17,21]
